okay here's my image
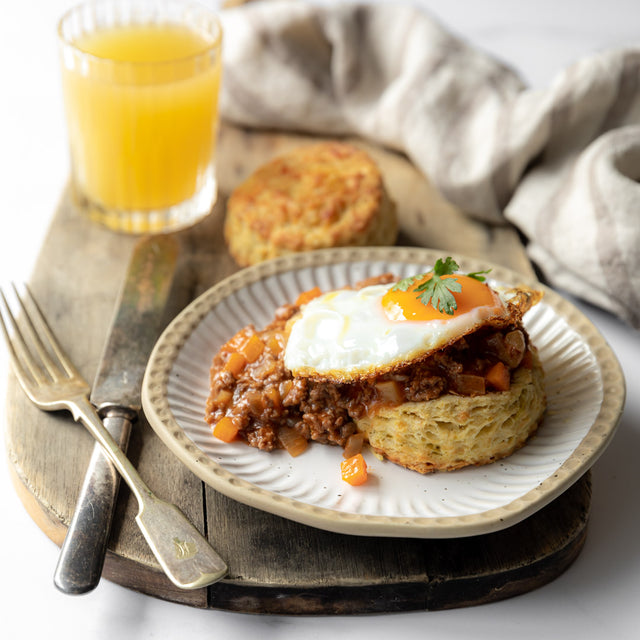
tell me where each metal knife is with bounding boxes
[54,234,179,595]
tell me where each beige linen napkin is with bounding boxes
[220,0,640,328]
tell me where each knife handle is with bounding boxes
[53,408,133,595]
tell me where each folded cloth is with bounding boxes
[220,0,640,328]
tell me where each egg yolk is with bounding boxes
[382,274,498,321]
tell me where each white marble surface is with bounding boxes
[1,1,639,638]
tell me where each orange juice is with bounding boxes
[59,6,222,232]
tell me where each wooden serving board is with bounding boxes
[5,123,591,614]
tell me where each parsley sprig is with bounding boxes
[392,257,491,315]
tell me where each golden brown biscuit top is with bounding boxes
[226,142,386,250]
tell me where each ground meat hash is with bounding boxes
[205,300,535,453]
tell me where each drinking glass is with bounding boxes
[58,0,223,233]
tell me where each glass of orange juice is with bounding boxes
[58,0,222,233]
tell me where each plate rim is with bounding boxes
[141,246,626,538]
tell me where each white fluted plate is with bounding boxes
[142,247,625,538]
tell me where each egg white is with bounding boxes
[283,283,507,381]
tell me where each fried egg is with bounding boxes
[284,274,514,382]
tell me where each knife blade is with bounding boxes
[54,234,179,595]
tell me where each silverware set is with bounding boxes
[0,256,227,592]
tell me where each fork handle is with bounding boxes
[67,396,227,589]
[54,410,133,594]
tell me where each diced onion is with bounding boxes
[277,426,308,457]
[212,388,233,409]
[374,380,403,405]
[265,385,281,409]
[453,374,485,396]
[343,432,365,459]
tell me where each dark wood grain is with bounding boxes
[204,473,590,614]
[4,123,589,613]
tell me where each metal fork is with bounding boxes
[0,284,227,590]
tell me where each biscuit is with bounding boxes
[355,353,546,474]
[224,142,397,266]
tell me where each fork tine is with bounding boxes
[0,287,47,386]
[12,284,77,381]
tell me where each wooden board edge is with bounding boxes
[203,473,591,614]
[5,451,207,607]
[206,527,587,615]
[5,435,590,613]
[7,450,68,547]
[101,554,208,608]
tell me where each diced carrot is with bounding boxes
[225,327,252,351]
[295,286,322,306]
[224,351,247,376]
[520,348,533,369]
[213,416,239,443]
[485,361,510,391]
[277,426,308,457]
[343,432,365,459]
[241,333,265,363]
[266,333,284,356]
[341,453,368,486]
